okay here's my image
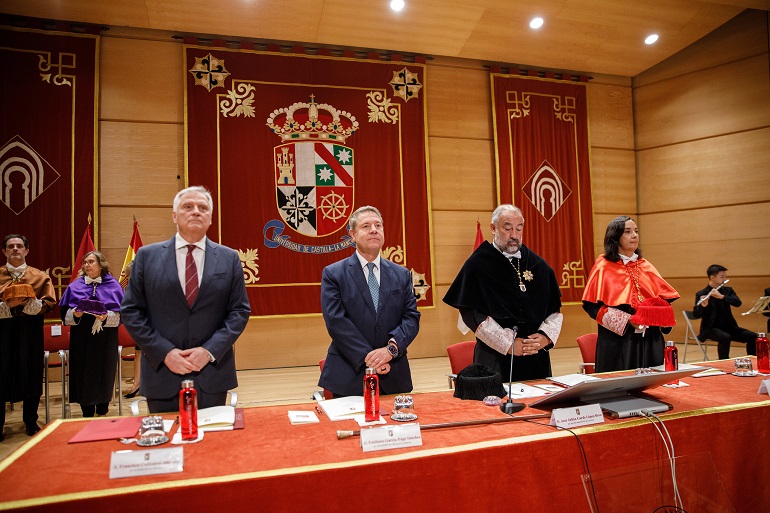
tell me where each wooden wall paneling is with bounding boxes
[587,82,634,150]
[588,148,637,214]
[591,213,623,249]
[634,55,770,149]
[100,121,184,205]
[425,64,492,139]
[100,36,183,123]
[634,10,769,87]
[429,137,495,211]
[640,204,770,247]
[98,206,177,274]
[636,128,770,213]
[236,315,330,369]
[642,238,770,280]
[432,210,492,285]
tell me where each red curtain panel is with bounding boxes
[491,74,594,304]
[0,26,98,302]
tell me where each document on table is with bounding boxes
[548,373,601,388]
[288,411,320,425]
[317,396,365,421]
[504,382,548,398]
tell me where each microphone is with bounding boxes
[500,326,525,414]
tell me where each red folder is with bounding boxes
[68,417,143,444]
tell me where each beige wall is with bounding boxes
[96,11,770,370]
[632,9,770,345]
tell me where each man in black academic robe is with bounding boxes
[443,205,562,381]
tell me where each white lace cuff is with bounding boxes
[601,307,631,336]
[104,310,120,328]
[22,299,42,316]
[65,308,78,325]
[476,316,515,355]
[0,302,10,319]
[538,312,563,346]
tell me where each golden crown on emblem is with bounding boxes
[266,95,359,143]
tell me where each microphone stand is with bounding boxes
[500,327,525,414]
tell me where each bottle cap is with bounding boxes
[759,332,766,338]
[181,379,194,388]
[365,367,376,375]
[666,340,675,347]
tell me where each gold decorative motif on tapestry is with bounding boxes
[37,52,75,86]
[411,268,430,302]
[507,91,577,123]
[238,248,260,284]
[0,135,61,215]
[266,94,359,142]
[50,266,71,301]
[560,260,585,290]
[221,83,256,118]
[522,159,572,222]
[189,53,230,92]
[367,91,399,124]
[389,67,422,102]
[381,245,404,264]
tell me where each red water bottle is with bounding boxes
[179,379,198,440]
[363,367,379,422]
[756,332,770,374]
[664,341,678,371]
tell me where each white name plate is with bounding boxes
[360,423,423,452]
[549,403,605,429]
[758,379,770,395]
[110,447,184,479]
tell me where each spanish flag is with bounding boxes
[119,218,143,289]
[70,217,95,283]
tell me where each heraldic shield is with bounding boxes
[274,141,354,237]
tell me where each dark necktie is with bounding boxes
[367,262,379,313]
[185,244,199,306]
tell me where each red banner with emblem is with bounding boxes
[0,25,98,303]
[491,74,593,304]
[185,46,433,317]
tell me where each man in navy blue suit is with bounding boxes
[318,206,420,397]
[121,186,250,413]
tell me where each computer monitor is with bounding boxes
[530,367,707,418]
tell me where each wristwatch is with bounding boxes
[386,342,399,358]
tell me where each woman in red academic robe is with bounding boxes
[582,216,679,372]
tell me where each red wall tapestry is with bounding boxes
[491,74,594,304]
[0,25,98,302]
[185,46,433,317]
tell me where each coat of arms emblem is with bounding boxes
[267,96,359,237]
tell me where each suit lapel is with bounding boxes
[198,239,219,297]
[378,259,394,311]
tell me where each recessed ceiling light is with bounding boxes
[530,17,544,29]
[645,34,659,45]
[391,0,405,11]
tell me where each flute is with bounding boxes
[696,279,729,306]
[336,413,551,439]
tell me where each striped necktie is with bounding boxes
[185,245,199,307]
[366,262,379,313]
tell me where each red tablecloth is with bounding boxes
[1,359,768,512]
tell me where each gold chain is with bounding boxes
[510,257,526,292]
